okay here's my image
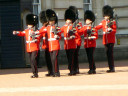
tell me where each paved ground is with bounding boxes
[0,60,128,96]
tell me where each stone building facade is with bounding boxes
[32,0,128,65]
[0,0,127,68]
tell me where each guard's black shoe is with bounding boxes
[106,69,115,73]
[88,70,96,74]
[76,70,80,74]
[53,73,60,77]
[68,72,76,76]
[76,71,80,74]
[68,73,72,76]
[45,73,53,77]
[31,75,38,78]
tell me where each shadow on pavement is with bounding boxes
[0,60,128,75]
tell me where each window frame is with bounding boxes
[83,0,92,11]
[32,0,42,28]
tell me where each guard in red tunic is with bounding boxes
[77,10,98,74]
[13,14,39,78]
[68,6,82,74]
[39,11,53,76]
[95,5,117,73]
[60,8,78,75]
[39,9,61,77]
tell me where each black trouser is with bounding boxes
[28,51,38,75]
[66,49,76,73]
[74,46,80,72]
[105,43,115,70]
[50,50,59,74]
[45,48,53,74]
[36,50,40,67]
[85,47,96,71]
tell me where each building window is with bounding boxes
[83,0,92,11]
[33,0,41,28]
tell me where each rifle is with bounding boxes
[107,19,114,28]
[68,9,79,36]
[106,18,114,33]
[69,22,76,36]
[52,13,59,35]
[115,14,118,28]
[76,9,79,25]
[30,26,40,41]
[87,22,95,37]
[52,23,59,35]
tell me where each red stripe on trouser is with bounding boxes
[29,51,38,75]
[55,50,58,73]
[71,50,75,72]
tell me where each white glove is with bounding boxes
[54,35,59,39]
[69,35,75,39]
[13,31,19,35]
[107,28,112,32]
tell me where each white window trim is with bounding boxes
[33,0,42,28]
[104,0,107,5]
[83,0,92,10]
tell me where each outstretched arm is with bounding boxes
[13,31,25,36]
[94,22,103,30]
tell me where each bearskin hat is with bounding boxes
[39,11,48,24]
[69,6,78,19]
[84,10,95,22]
[46,9,58,24]
[64,9,76,23]
[26,14,38,26]
[102,5,114,19]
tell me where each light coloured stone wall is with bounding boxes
[111,0,128,6]
[40,0,128,47]
[115,7,128,17]
[54,0,70,8]
[92,0,104,26]
[54,0,84,27]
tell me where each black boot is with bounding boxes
[68,70,76,76]
[53,72,60,77]
[31,74,38,78]
[45,72,54,77]
[88,70,96,74]
[75,69,80,74]
[106,69,115,73]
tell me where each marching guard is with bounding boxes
[77,10,98,74]
[13,14,39,78]
[39,11,53,76]
[39,9,61,77]
[12,4,118,78]
[69,6,82,74]
[95,5,117,73]
[60,8,78,75]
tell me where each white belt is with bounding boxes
[103,32,110,34]
[84,37,88,39]
[103,32,106,34]
[43,37,46,40]
[26,40,36,43]
[64,37,71,40]
[84,36,96,39]
[48,38,56,41]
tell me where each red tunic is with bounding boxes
[77,25,98,48]
[17,28,39,52]
[60,24,77,50]
[39,26,48,49]
[95,19,116,45]
[75,22,82,47]
[39,25,61,52]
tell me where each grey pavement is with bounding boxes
[0,60,128,96]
